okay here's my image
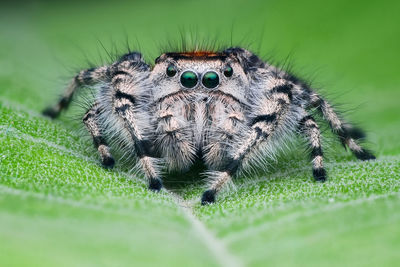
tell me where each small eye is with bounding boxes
[180,71,198,88]
[166,64,177,77]
[223,65,233,77]
[202,71,219,89]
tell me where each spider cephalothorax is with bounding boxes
[43,47,376,205]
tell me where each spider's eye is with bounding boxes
[166,64,177,77]
[223,65,233,77]
[180,71,198,88]
[202,71,219,89]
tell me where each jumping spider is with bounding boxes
[43,47,376,205]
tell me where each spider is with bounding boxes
[43,47,376,205]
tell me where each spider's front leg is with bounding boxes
[110,61,163,191]
[114,103,163,191]
[201,81,294,205]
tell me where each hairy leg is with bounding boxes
[42,51,149,119]
[298,114,326,182]
[43,66,109,118]
[202,79,293,205]
[111,62,163,191]
[83,103,115,168]
[309,93,375,160]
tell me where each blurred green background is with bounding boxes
[0,0,399,266]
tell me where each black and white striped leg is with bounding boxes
[43,51,148,119]
[201,171,233,205]
[299,115,326,182]
[201,81,293,205]
[43,66,108,118]
[112,72,163,191]
[201,126,272,205]
[83,103,115,168]
[310,94,376,160]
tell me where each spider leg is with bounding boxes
[201,80,293,205]
[201,171,232,205]
[43,66,109,118]
[114,98,162,190]
[298,114,326,182]
[202,111,329,205]
[83,102,115,168]
[110,61,163,191]
[42,51,148,119]
[309,93,376,160]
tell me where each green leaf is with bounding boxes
[1,0,400,266]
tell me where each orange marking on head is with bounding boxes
[180,51,219,57]
[164,51,228,60]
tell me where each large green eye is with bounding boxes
[202,71,219,89]
[180,71,198,88]
[223,65,233,77]
[166,64,177,77]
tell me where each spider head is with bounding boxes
[151,49,253,101]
